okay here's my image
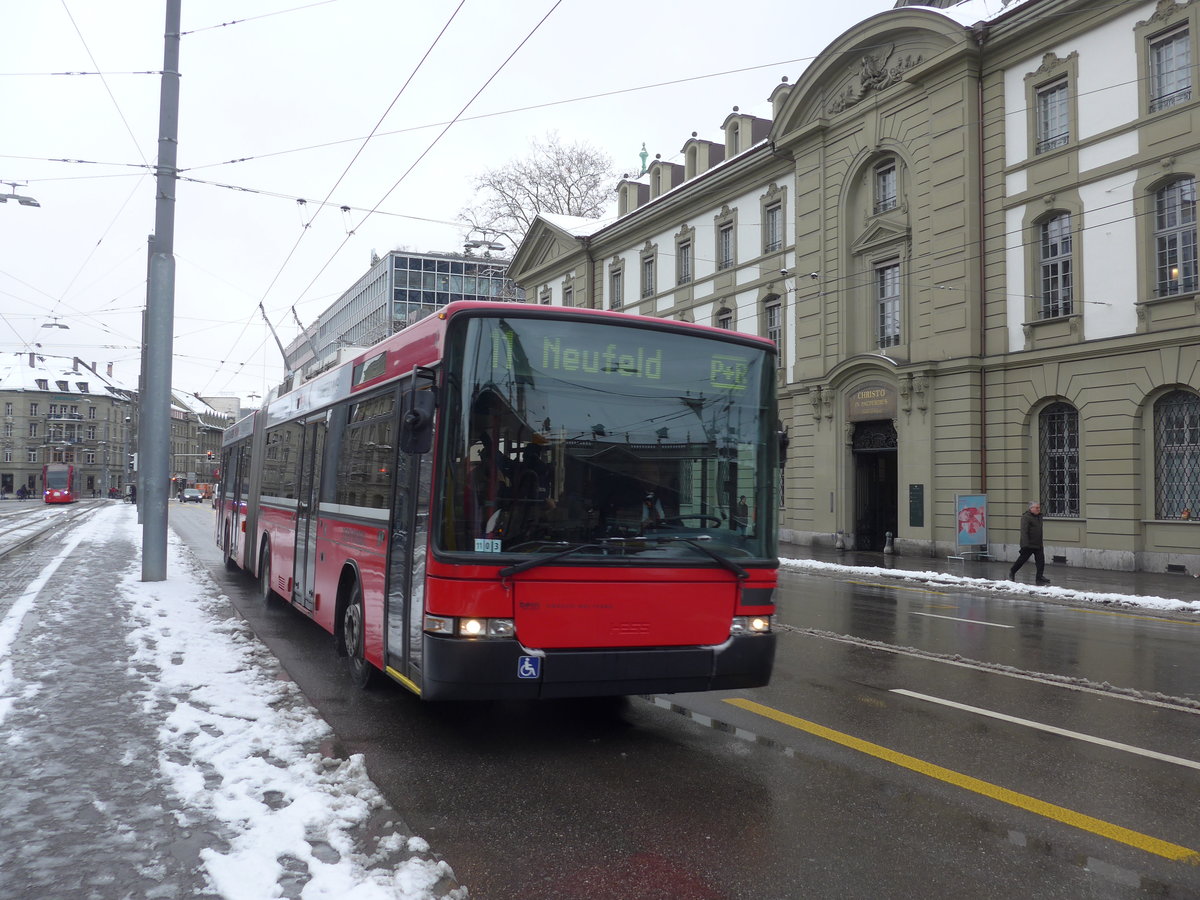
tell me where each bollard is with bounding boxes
[835,530,845,551]
[884,531,895,555]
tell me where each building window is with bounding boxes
[4,402,11,416]
[716,308,732,330]
[88,406,96,419]
[718,224,734,270]
[562,286,573,307]
[85,451,96,464]
[677,240,693,285]
[641,256,655,298]
[874,161,897,214]
[609,269,623,310]
[27,449,38,463]
[1039,402,1080,518]
[3,423,10,437]
[29,403,39,416]
[765,302,782,367]
[3,448,10,463]
[1154,389,1200,519]
[1155,177,1197,296]
[1039,214,1073,317]
[1035,79,1070,153]
[764,203,782,253]
[876,262,901,348]
[28,423,38,438]
[35,380,47,390]
[1150,26,1191,112]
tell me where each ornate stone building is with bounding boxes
[508,0,1200,573]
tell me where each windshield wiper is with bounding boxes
[635,534,749,580]
[498,542,607,577]
[498,536,750,580]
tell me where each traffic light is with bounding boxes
[206,450,214,460]
[128,452,138,472]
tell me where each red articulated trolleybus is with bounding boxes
[43,463,76,504]
[218,301,782,700]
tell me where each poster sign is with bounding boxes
[955,494,987,547]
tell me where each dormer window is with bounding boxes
[874,161,897,214]
[56,381,68,391]
[35,379,48,390]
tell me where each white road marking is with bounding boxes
[891,688,1200,770]
[910,611,1013,628]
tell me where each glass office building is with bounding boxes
[285,250,524,377]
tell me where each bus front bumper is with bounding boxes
[419,632,776,701]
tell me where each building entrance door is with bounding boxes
[853,420,898,551]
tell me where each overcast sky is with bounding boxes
[2,0,932,403]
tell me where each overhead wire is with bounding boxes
[283,0,565,313]
[197,0,473,395]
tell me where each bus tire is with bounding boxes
[258,539,277,604]
[342,580,376,690]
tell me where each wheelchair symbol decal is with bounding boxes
[517,656,541,679]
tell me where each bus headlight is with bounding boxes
[730,615,771,635]
[423,615,515,639]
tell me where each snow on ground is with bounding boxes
[780,557,1200,615]
[0,504,465,900]
[117,514,466,900]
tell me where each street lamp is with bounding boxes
[1,182,40,208]
[464,228,509,253]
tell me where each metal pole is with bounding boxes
[141,0,181,581]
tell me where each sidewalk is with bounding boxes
[778,540,1200,610]
[0,503,463,900]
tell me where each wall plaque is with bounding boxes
[847,381,896,421]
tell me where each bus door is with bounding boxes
[384,413,433,683]
[292,416,326,612]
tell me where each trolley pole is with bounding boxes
[141,0,181,582]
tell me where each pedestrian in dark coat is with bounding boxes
[1010,501,1050,585]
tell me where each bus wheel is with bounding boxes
[342,581,376,689]
[258,541,276,604]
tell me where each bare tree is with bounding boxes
[460,132,618,248]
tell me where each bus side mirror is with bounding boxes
[400,371,437,454]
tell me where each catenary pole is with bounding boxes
[142,0,181,581]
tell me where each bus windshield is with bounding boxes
[437,314,777,562]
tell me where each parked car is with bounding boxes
[179,488,204,503]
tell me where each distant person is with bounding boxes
[1009,500,1049,585]
[736,495,749,535]
[16,486,27,501]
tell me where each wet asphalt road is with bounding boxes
[171,505,1200,899]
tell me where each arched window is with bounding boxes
[1154,389,1200,518]
[1039,402,1079,517]
[1154,177,1197,296]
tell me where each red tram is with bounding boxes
[43,463,76,504]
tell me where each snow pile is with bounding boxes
[118,517,466,900]
[779,556,1200,615]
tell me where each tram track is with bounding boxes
[0,501,101,561]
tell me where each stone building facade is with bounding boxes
[507,0,1200,573]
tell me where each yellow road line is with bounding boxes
[724,697,1200,865]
